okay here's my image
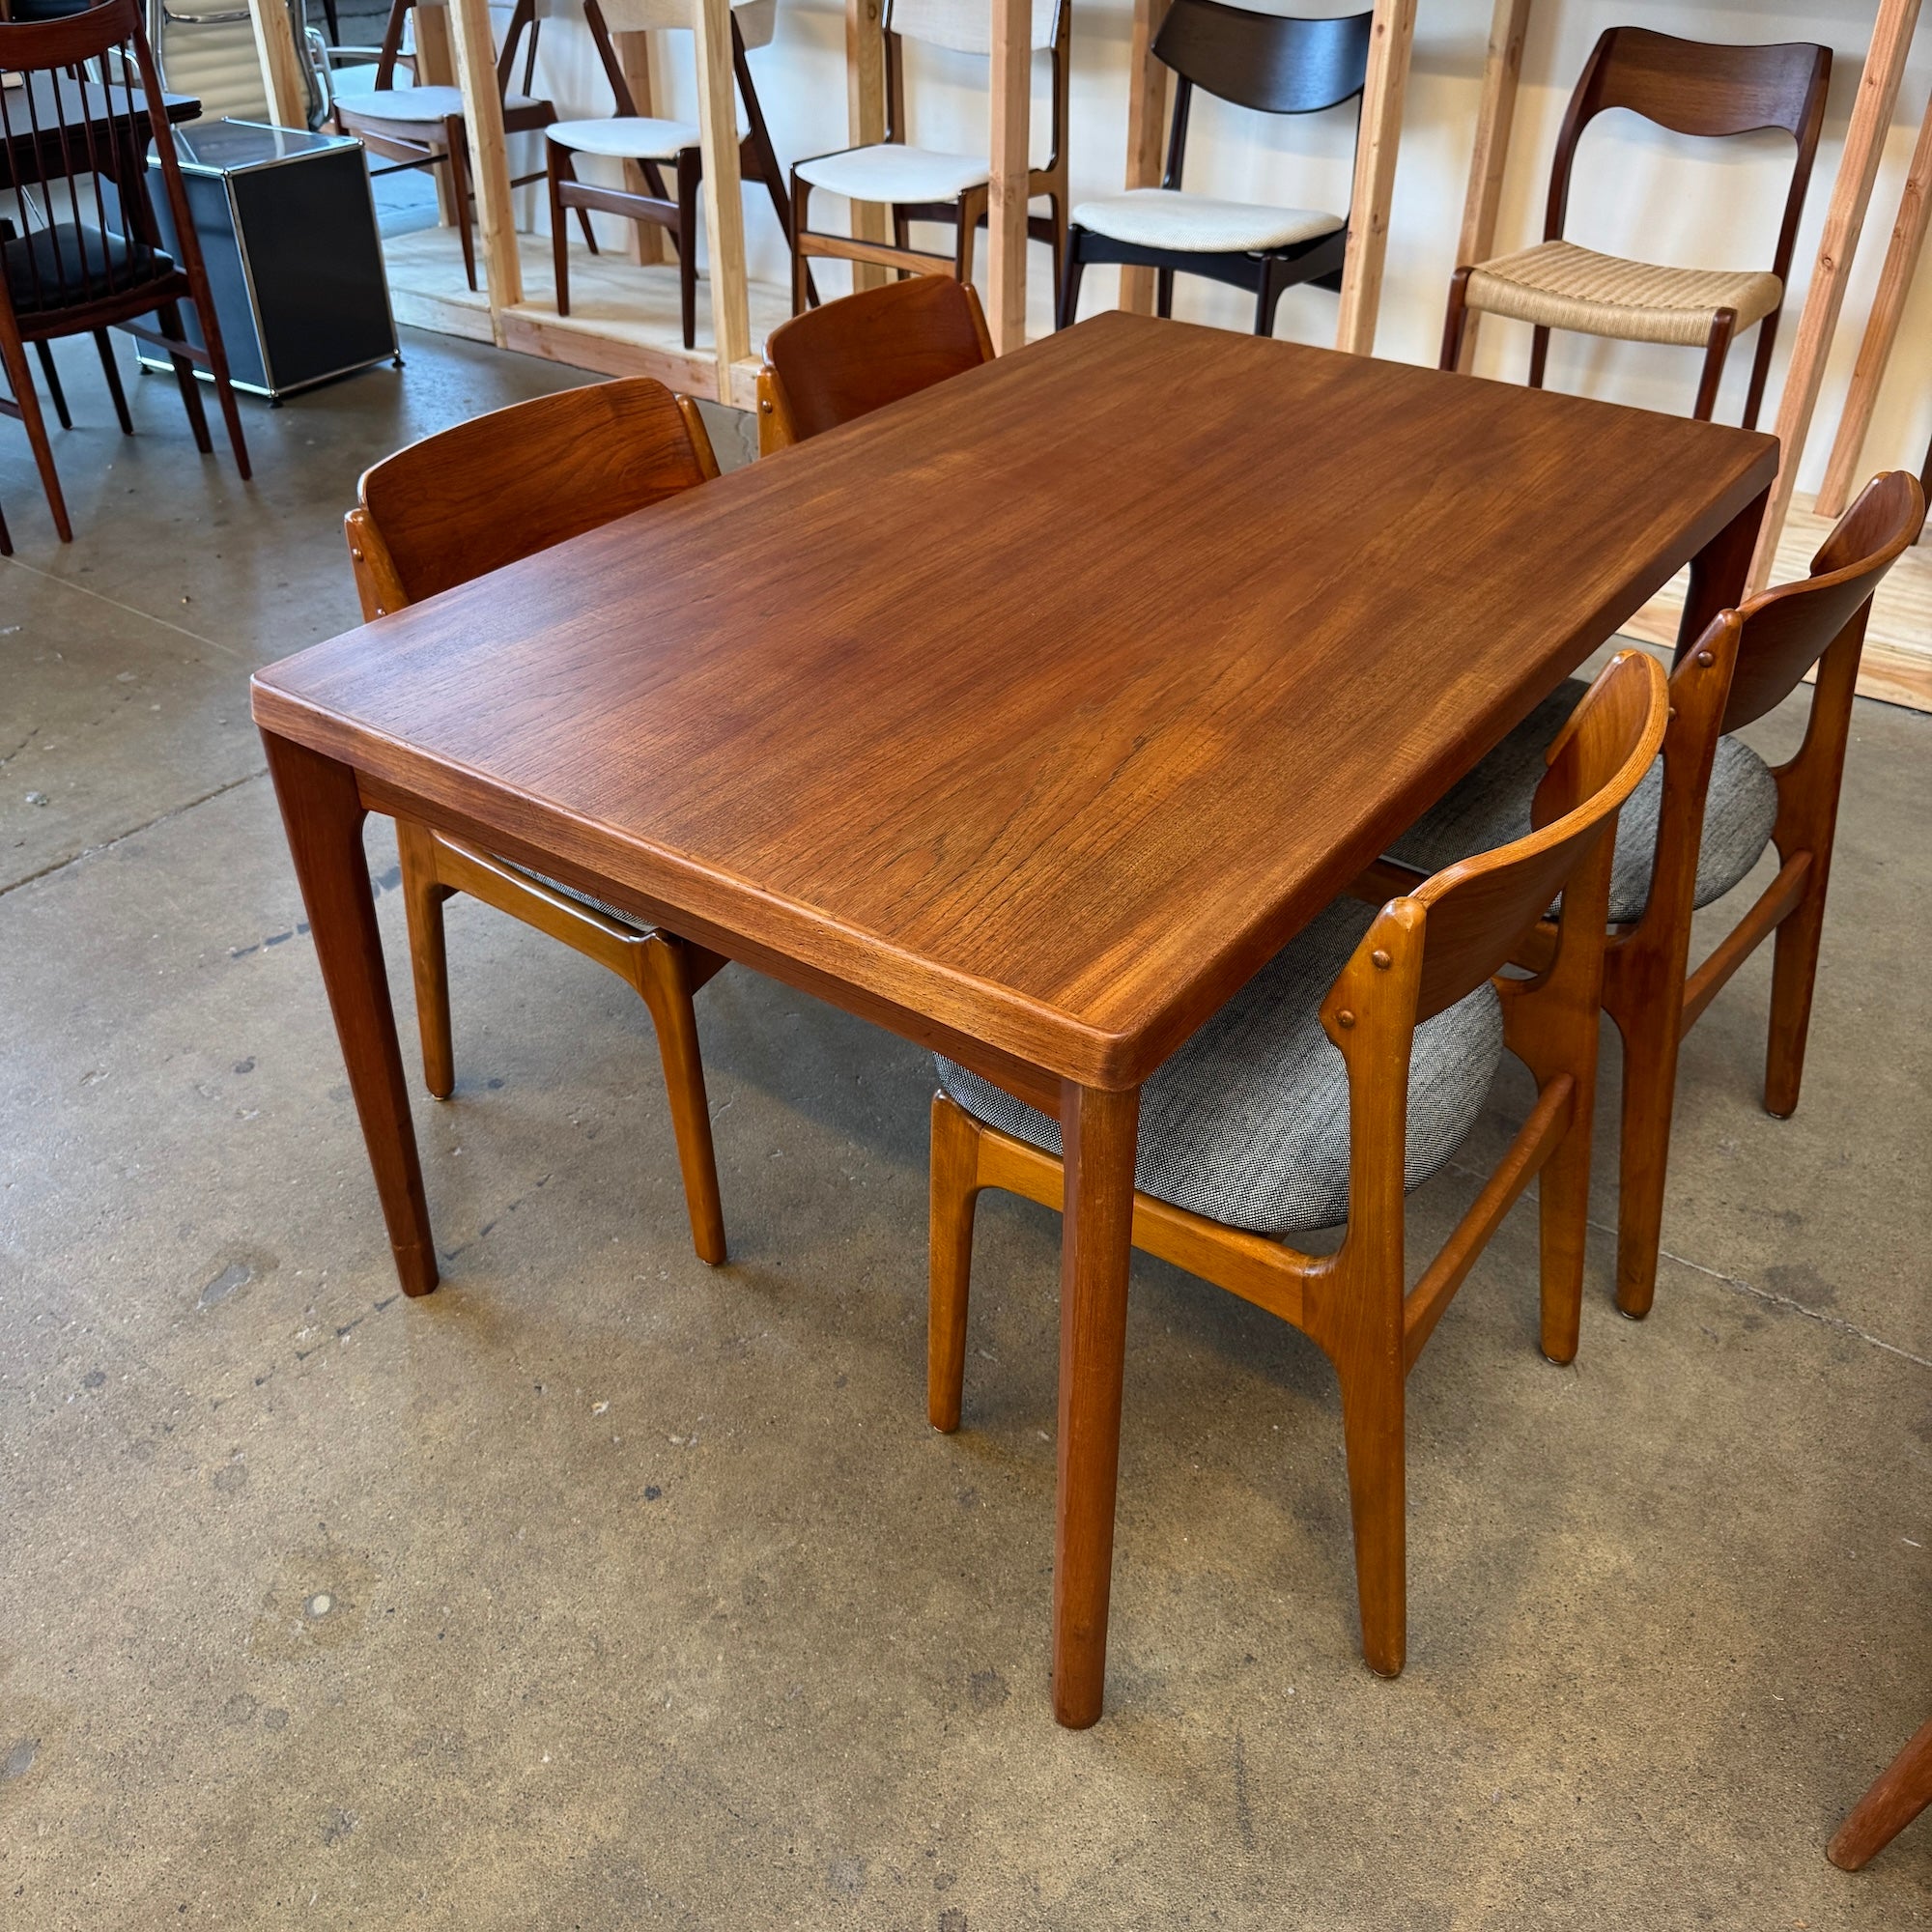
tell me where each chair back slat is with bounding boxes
[1574,26,1830,141]
[1153,0,1372,118]
[1716,470,1926,735]
[1408,651,1668,1023]
[761,276,994,444]
[887,0,1057,58]
[351,377,719,612]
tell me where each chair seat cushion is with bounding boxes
[795,143,991,204]
[510,863,658,934]
[937,901,1503,1237]
[1386,678,1779,925]
[3,221,172,314]
[1464,241,1783,348]
[1072,188,1344,255]
[548,115,703,160]
[339,84,545,122]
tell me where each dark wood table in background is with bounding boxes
[0,72,199,193]
[251,312,1776,1728]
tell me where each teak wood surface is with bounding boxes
[252,311,1775,1728]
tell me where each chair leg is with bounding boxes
[1254,261,1286,338]
[1048,191,1066,300]
[631,932,727,1266]
[1535,1089,1594,1366]
[189,295,251,482]
[548,150,571,315]
[1056,227,1086,330]
[446,121,477,293]
[1764,862,1830,1119]
[94,329,132,434]
[1439,266,1472,372]
[396,819,456,1100]
[1741,307,1781,433]
[1335,1340,1406,1677]
[1155,266,1174,319]
[1,325,73,541]
[1527,324,1550,391]
[927,1093,982,1433]
[33,340,71,431]
[676,150,700,352]
[953,190,980,285]
[156,301,213,454]
[1692,309,1737,423]
[789,174,810,316]
[1829,1713,1932,1872]
[1609,993,1683,1321]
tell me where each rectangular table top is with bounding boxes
[253,312,1776,1089]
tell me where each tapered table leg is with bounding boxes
[1051,1079,1140,1729]
[1678,484,1770,654]
[261,730,439,1296]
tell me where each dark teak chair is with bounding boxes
[929,651,1668,1676]
[343,377,734,1264]
[1060,0,1371,336]
[1385,471,1926,1317]
[1440,27,1831,425]
[754,274,993,453]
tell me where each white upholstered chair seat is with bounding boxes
[547,115,705,160]
[794,143,991,204]
[1072,188,1344,254]
[1465,241,1783,348]
[341,84,545,122]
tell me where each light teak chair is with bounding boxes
[753,274,993,453]
[546,0,804,350]
[343,378,733,1264]
[929,651,1669,1676]
[1440,28,1831,426]
[1386,472,1926,1318]
[786,0,1068,313]
[1059,0,1371,337]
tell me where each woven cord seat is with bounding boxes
[938,901,1504,1236]
[1464,241,1783,349]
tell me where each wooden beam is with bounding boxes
[987,0,1031,352]
[1816,84,1932,518]
[694,0,752,384]
[844,0,889,292]
[413,3,459,224]
[446,0,522,314]
[246,0,309,128]
[614,28,668,265]
[1335,0,1418,355]
[1451,0,1532,370]
[1119,0,1174,316]
[1749,0,1923,592]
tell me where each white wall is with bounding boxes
[522,0,1932,489]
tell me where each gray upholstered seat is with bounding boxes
[936,900,1504,1236]
[1386,677,1778,926]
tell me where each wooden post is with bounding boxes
[1815,85,1932,518]
[615,28,668,265]
[1749,0,1923,592]
[694,0,752,387]
[987,0,1031,352]
[1451,0,1532,370]
[1335,0,1418,356]
[1119,0,1174,317]
[446,0,522,312]
[845,0,889,293]
[414,2,459,225]
[246,0,309,128]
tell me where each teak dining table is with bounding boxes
[252,311,1776,1728]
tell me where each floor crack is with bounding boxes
[0,554,249,661]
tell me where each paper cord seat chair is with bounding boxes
[1440,27,1831,425]
[1382,471,1925,1319]
[927,650,1668,1676]
[786,0,1068,312]
[753,274,992,451]
[1060,0,1371,336]
[545,0,801,350]
[342,378,735,1264]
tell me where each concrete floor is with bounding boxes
[1,327,1927,1930]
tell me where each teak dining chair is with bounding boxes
[342,377,734,1264]
[753,274,993,453]
[928,651,1669,1676]
[0,0,250,554]
[1439,27,1831,426]
[786,0,1069,312]
[546,0,803,349]
[328,0,556,292]
[1059,0,1371,336]
[1384,472,1925,1319]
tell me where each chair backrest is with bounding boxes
[345,377,719,616]
[0,0,208,323]
[582,0,773,119]
[1546,27,1832,281]
[1406,649,1669,1022]
[362,0,540,96]
[887,0,1057,56]
[1715,469,1925,734]
[1153,0,1372,118]
[756,276,994,451]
